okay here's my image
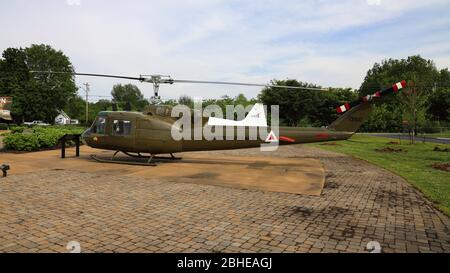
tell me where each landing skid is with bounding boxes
[122,151,182,160]
[90,151,182,166]
[90,154,157,166]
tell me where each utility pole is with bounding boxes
[82,82,90,127]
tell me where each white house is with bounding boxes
[55,110,79,125]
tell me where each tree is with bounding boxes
[359,55,445,142]
[178,95,194,108]
[360,104,403,132]
[428,69,450,122]
[259,79,356,126]
[111,83,148,111]
[0,44,77,123]
[428,88,450,122]
[64,95,85,122]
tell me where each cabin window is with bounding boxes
[92,117,106,134]
[112,120,132,136]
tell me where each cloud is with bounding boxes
[0,0,449,100]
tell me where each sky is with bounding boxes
[0,0,449,101]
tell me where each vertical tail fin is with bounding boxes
[328,102,373,132]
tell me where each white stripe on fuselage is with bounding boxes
[207,103,268,127]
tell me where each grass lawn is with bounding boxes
[426,132,450,138]
[310,134,450,215]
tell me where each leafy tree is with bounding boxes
[162,99,178,107]
[259,79,356,126]
[64,95,85,122]
[0,44,77,123]
[428,69,450,122]
[359,55,446,140]
[95,99,112,112]
[428,88,450,122]
[178,95,194,108]
[360,104,403,132]
[111,83,148,111]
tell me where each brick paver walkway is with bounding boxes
[0,145,449,252]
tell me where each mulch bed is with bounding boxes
[375,147,407,153]
[320,142,341,146]
[386,141,400,145]
[434,146,450,152]
[431,163,450,172]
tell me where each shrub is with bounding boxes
[3,133,40,151]
[9,126,25,133]
[2,126,85,151]
[0,123,8,130]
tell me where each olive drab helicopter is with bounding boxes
[31,71,406,165]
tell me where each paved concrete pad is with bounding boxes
[0,147,325,196]
[0,145,449,253]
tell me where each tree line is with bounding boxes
[0,44,449,132]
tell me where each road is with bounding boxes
[363,133,450,145]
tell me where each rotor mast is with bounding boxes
[140,75,173,104]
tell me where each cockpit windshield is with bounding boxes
[91,116,106,134]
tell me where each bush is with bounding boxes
[0,123,8,130]
[9,126,25,133]
[3,133,40,151]
[2,126,84,151]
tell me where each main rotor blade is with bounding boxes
[30,71,144,81]
[172,79,328,91]
[30,71,328,91]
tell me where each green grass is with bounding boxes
[310,134,450,215]
[426,132,450,138]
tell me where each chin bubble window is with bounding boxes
[113,120,132,136]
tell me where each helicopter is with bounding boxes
[31,71,406,165]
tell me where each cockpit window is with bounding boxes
[112,120,132,136]
[92,117,106,134]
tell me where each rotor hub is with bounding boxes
[140,75,173,104]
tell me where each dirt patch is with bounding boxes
[375,147,407,153]
[431,163,450,172]
[320,142,341,146]
[434,146,450,152]
[387,141,400,145]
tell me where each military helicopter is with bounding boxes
[31,71,406,165]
